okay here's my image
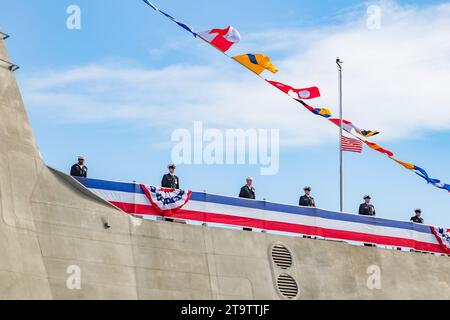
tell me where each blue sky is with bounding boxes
[1,0,449,226]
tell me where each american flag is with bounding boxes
[341,136,363,153]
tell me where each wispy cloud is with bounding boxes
[22,0,450,147]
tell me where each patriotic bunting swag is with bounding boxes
[431,227,450,253]
[141,1,449,194]
[140,185,192,214]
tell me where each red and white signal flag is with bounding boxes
[198,26,241,52]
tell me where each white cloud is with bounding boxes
[21,0,450,147]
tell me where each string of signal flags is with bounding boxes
[142,0,450,195]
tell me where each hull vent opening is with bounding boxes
[277,274,299,299]
[271,244,293,269]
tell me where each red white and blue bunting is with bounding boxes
[78,177,450,255]
[140,185,192,214]
[431,226,450,254]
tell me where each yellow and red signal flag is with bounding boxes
[363,140,394,157]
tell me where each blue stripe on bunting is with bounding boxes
[76,177,139,194]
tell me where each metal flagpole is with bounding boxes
[336,57,344,212]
